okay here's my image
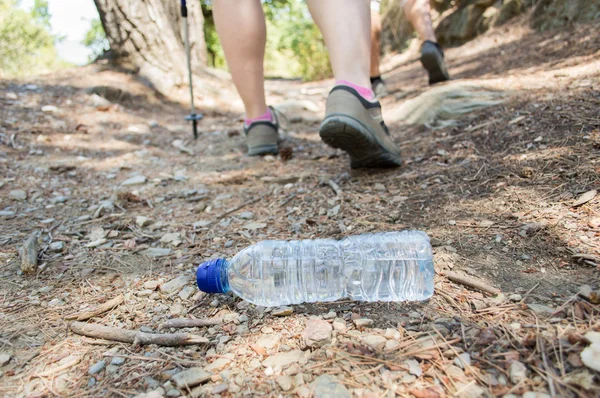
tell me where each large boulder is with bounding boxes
[531,0,600,31]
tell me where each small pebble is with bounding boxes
[272,307,293,317]
[87,377,96,388]
[88,360,106,375]
[111,357,126,366]
[509,294,522,302]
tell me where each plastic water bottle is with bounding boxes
[196,231,434,307]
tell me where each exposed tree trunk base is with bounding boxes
[70,322,209,346]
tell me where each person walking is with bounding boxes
[370,0,451,96]
[212,0,402,168]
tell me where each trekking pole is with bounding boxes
[181,0,202,139]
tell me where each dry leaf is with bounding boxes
[572,189,597,207]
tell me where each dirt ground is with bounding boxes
[0,20,599,398]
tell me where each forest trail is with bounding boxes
[0,21,599,397]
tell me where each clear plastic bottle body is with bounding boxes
[224,231,434,307]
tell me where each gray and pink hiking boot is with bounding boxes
[244,106,280,156]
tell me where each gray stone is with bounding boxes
[323,311,336,320]
[140,248,172,258]
[272,307,293,317]
[9,190,27,201]
[136,216,152,227]
[41,105,59,113]
[171,367,211,388]
[49,241,65,252]
[144,281,160,290]
[263,350,303,370]
[527,304,555,315]
[256,334,280,349]
[405,359,422,377]
[166,389,180,397]
[0,211,15,218]
[205,355,233,372]
[88,360,106,375]
[160,233,182,247]
[0,353,11,366]
[239,211,255,220]
[276,375,293,391]
[312,374,351,398]
[353,318,374,327]
[509,361,528,384]
[106,364,119,374]
[87,378,96,388]
[302,319,332,348]
[454,353,471,369]
[508,294,522,302]
[121,175,147,186]
[110,357,126,366]
[178,286,195,300]
[361,335,387,351]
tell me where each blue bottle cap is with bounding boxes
[196,258,229,294]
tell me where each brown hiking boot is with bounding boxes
[319,86,402,169]
[244,106,279,156]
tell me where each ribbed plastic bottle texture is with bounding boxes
[202,231,434,307]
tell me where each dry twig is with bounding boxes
[160,318,222,329]
[65,295,124,321]
[444,271,501,295]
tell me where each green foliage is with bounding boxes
[82,18,109,61]
[0,0,68,77]
[200,0,332,81]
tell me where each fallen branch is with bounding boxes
[326,180,342,196]
[161,318,222,329]
[36,355,80,377]
[65,295,124,321]
[444,271,501,296]
[70,322,209,346]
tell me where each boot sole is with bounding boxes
[319,115,402,169]
[248,144,279,156]
[420,50,450,85]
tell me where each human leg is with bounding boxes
[370,9,382,79]
[306,0,402,168]
[212,0,278,155]
[403,0,436,43]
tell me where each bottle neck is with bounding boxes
[217,259,231,293]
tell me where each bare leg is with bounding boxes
[404,0,437,43]
[306,0,372,89]
[212,0,267,119]
[370,10,382,78]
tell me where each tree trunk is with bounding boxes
[93,0,207,94]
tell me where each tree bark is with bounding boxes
[93,0,207,93]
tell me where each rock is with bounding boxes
[172,140,194,155]
[0,353,11,366]
[581,343,600,372]
[522,392,551,398]
[263,350,303,370]
[121,175,147,186]
[353,318,374,327]
[87,377,96,388]
[584,331,600,345]
[243,221,267,230]
[110,357,126,366]
[361,335,387,351]
[333,320,347,332]
[136,216,152,228]
[385,340,400,351]
[572,189,597,207]
[509,361,528,384]
[312,374,351,398]
[527,304,555,315]
[256,334,280,349]
[133,389,164,398]
[9,190,27,201]
[41,105,59,114]
[49,241,65,252]
[106,364,119,374]
[563,370,596,390]
[20,233,39,275]
[171,367,211,388]
[405,359,422,377]
[272,307,293,317]
[302,319,332,348]
[508,294,522,302]
[323,311,336,320]
[166,389,180,398]
[212,384,228,394]
[578,285,600,304]
[239,211,254,220]
[144,280,160,290]
[140,248,172,258]
[85,238,107,248]
[0,211,15,218]
[276,375,293,391]
[160,276,189,294]
[385,328,401,340]
[178,286,195,300]
[454,353,471,369]
[88,360,106,375]
[160,233,182,247]
[454,381,485,398]
[205,356,232,372]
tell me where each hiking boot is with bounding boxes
[371,77,388,99]
[420,41,450,85]
[244,107,279,156]
[319,85,402,169]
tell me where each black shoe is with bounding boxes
[420,41,450,85]
[370,76,388,99]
